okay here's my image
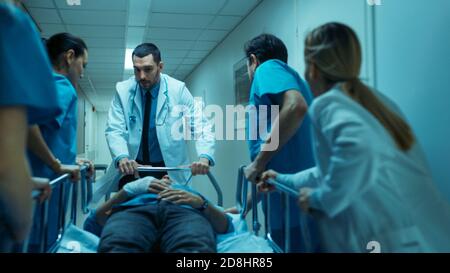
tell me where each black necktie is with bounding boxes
[141,91,151,164]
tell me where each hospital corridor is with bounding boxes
[1,0,450,257]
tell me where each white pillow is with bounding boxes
[227,213,248,234]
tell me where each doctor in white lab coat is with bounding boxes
[261,22,450,252]
[98,43,215,196]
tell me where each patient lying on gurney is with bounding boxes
[84,175,233,253]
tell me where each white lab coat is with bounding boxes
[95,74,215,201]
[277,86,450,252]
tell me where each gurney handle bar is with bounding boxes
[265,179,300,198]
[137,166,223,207]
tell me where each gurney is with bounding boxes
[22,165,305,253]
[231,165,314,253]
[21,164,94,253]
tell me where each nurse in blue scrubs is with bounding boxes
[242,34,319,252]
[27,32,89,251]
[28,32,89,182]
[0,2,61,251]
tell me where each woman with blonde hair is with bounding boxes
[261,22,450,252]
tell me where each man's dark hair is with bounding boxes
[244,34,288,65]
[133,43,161,63]
[46,33,88,65]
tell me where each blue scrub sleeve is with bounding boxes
[53,77,77,128]
[0,4,61,125]
[252,60,304,97]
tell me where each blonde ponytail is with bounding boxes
[342,79,415,151]
[305,23,415,151]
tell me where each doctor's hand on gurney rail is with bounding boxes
[224,170,276,216]
[190,157,210,176]
[244,160,266,184]
[50,159,81,182]
[224,170,277,216]
[261,170,313,213]
[77,158,95,179]
[258,170,278,193]
[118,157,210,176]
[32,177,52,203]
[118,157,139,176]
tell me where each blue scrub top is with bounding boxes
[28,73,78,179]
[247,59,315,173]
[246,59,318,252]
[0,4,61,124]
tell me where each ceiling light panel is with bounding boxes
[151,0,226,14]
[54,0,128,11]
[149,13,214,29]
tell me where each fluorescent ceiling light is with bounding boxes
[124,48,134,70]
[66,0,81,6]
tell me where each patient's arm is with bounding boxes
[95,190,129,226]
[201,201,230,234]
[159,189,229,234]
[94,177,171,226]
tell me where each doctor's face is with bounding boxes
[133,54,163,90]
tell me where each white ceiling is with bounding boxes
[22,0,262,111]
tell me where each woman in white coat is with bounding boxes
[261,22,450,252]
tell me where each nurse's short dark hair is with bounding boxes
[244,34,288,65]
[133,43,161,63]
[46,33,87,65]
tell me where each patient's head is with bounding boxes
[161,175,171,183]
